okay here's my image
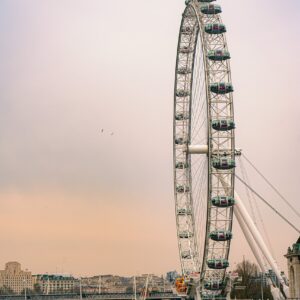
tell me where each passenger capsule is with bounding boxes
[175,137,188,145]
[205,23,226,35]
[177,67,192,75]
[176,162,189,169]
[179,46,193,54]
[207,50,230,61]
[175,112,189,121]
[210,230,232,241]
[204,280,226,291]
[198,0,216,2]
[179,231,193,238]
[176,89,190,97]
[200,4,222,15]
[176,185,190,193]
[210,82,233,94]
[207,259,229,269]
[212,119,235,131]
[212,196,235,207]
[212,158,236,170]
[177,208,192,215]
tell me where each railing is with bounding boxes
[0,292,181,300]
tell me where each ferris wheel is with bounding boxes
[173,0,236,298]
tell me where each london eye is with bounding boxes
[173,0,235,298]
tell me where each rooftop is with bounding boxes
[285,236,300,256]
[36,274,76,281]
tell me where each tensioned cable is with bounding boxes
[239,158,257,224]
[235,174,300,234]
[238,157,276,259]
[243,154,300,219]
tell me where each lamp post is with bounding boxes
[79,277,82,300]
[23,279,27,300]
[47,276,50,295]
[261,272,264,300]
[133,276,137,300]
[98,276,101,295]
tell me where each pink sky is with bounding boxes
[0,0,299,276]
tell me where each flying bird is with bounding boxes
[99,129,115,136]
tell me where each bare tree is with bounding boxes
[231,259,273,299]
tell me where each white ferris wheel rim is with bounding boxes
[173,0,236,296]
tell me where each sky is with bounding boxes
[0,0,299,277]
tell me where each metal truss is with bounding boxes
[173,1,235,298]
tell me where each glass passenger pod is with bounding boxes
[175,112,189,121]
[212,119,235,131]
[200,4,222,15]
[179,46,193,54]
[175,137,188,145]
[177,208,192,215]
[210,82,233,94]
[179,231,193,239]
[176,162,189,169]
[207,50,230,61]
[210,230,232,242]
[212,158,236,170]
[207,259,229,269]
[176,89,190,97]
[205,23,226,34]
[176,185,190,193]
[212,196,235,207]
[175,277,187,294]
[204,280,226,291]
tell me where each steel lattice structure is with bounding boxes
[173,0,235,297]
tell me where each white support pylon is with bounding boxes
[234,204,286,300]
[234,191,290,298]
[227,208,265,300]
[234,207,266,273]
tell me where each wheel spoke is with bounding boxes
[174,1,235,296]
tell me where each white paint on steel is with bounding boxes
[173,0,235,297]
[234,191,289,298]
[234,208,266,273]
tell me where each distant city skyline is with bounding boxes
[0,261,173,295]
[0,0,299,276]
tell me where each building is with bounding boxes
[285,236,300,299]
[102,275,128,293]
[34,274,77,294]
[166,271,179,283]
[251,269,287,287]
[80,274,172,295]
[0,262,33,294]
[81,275,125,294]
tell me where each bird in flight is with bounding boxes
[100,129,115,136]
